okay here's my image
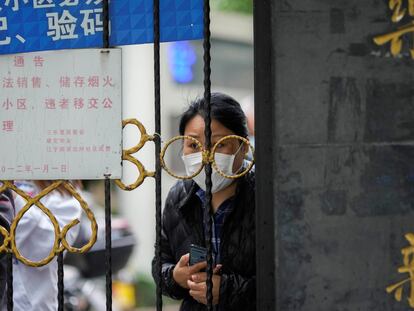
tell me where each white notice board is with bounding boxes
[0,49,122,180]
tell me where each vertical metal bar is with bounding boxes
[104,176,112,311]
[6,252,13,311]
[57,251,64,311]
[253,0,276,310]
[202,0,213,309]
[102,0,112,309]
[103,0,110,48]
[153,0,163,310]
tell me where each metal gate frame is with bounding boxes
[254,0,277,310]
[0,0,278,310]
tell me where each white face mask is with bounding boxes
[182,152,236,193]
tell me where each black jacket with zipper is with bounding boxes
[152,170,256,311]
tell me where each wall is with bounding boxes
[270,1,414,310]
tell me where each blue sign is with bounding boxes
[0,0,203,55]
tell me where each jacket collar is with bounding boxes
[177,172,251,211]
[177,179,199,210]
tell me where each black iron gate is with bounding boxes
[0,0,269,310]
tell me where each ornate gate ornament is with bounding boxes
[0,180,97,267]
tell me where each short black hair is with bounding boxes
[179,92,249,138]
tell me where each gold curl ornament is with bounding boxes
[59,181,97,254]
[160,135,204,180]
[211,135,255,179]
[0,180,98,267]
[160,134,255,180]
[116,119,156,191]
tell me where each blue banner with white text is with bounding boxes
[0,0,203,55]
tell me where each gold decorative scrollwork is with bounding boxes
[59,181,97,254]
[160,134,255,180]
[0,122,255,268]
[116,119,156,191]
[0,180,97,267]
[211,135,255,179]
[0,118,155,267]
[160,135,205,180]
[116,121,254,188]
[0,225,9,254]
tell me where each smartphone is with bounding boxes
[189,244,207,265]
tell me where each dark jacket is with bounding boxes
[0,190,14,306]
[152,171,256,311]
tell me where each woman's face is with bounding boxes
[183,114,247,172]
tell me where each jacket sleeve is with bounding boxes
[152,188,188,300]
[0,190,13,311]
[0,190,14,249]
[218,272,256,310]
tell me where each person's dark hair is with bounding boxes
[179,92,249,138]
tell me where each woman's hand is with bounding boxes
[187,271,221,305]
[173,254,207,289]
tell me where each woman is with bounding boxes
[153,93,256,310]
[9,180,82,311]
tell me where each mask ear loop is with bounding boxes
[212,135,254,179]
[179,141,184,159]
[232,141,246,174]
[234,141,244,156]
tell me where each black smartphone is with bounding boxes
[189,244,207,265]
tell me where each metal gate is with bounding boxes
[0,0,261,310]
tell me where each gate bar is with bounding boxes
[7,252,13,311]
[153,0,163,310]
[253,0,276,310]
[103,0,110,49]
[105,176,113,311]
[57,252,64,311]
[202,0,214,310]
[103,1,112,310]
